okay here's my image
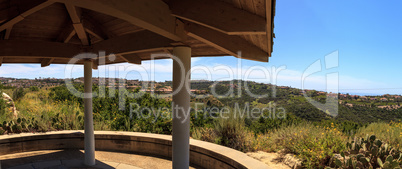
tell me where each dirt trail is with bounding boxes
[247,151,301,169]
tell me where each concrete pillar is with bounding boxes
[84,61,95,166]
[172,46,191,169]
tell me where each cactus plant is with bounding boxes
[329,135,402,169]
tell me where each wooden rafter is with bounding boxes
[0,40,82,59]
[91,31,174,55]
[65,3,89,45]
[0,1,54,32]
[119,54,142,65]
[186,23,268,62]
[41,58,54,67]
[92,60,98,70]
[0,57,3,66]
[4,26,12,39]
[170,0,266,35]
[51,0,184,41]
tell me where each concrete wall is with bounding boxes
[0,131,269,169]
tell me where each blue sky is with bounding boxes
[1,0,401,95]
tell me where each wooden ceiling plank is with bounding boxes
[252,0,266,17]
[85,28,103,41]
[91,31,174,55]
[83,15,115,39]
[83,17,109,40]
[64,30,76,43]
[186,23,268,62]
[20,1,55,17]
[0,1,54,32]
[41,58,54,67]
[0,56,3,66]
[170,0,266,35]
[52,0,183,41]
[56,24,76,43]
[239,0,256,13]
[0,9,8,24]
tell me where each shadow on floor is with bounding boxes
[0,149,117,169]
[0,149,203,169]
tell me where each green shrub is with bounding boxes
[191,109,256,152]
[265,122,347,168]
[12,87,25,101]
[213,109,256,152]
[192,127,218,143]
[29,86,39,91]
[355,122,402,150]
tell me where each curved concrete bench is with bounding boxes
[0,131,269,169]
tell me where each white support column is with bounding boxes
[172,46,191,169]
[84,60,95,166]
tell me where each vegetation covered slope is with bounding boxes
[1,81,402,168]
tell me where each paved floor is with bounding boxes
[0,150,199,169]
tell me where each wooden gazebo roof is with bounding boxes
[0,0,275,67]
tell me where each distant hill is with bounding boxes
[2,78,401,124]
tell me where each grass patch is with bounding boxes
[355,121,402,150]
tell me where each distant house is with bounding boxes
[351,95,359,99]
[346,103,353,107]
[380,98,388,101]
[370,98,377,101]
[327,93,338,98]
[360,96,368,100]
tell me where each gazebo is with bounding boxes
[0,0,275,168]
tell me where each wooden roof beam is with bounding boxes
[0,1,54,32]
[0,57,3,66]
[120,54,142,65]
[186,23,269,62]
[91,31,175,56]
[4,26,12,40]
[0,40,82,59]
[41,58,54,67]
[266,0,274,55]
[92,60,98,70]
[169,0,266,35]
[51,0,184,41]
[65,4,89,45]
